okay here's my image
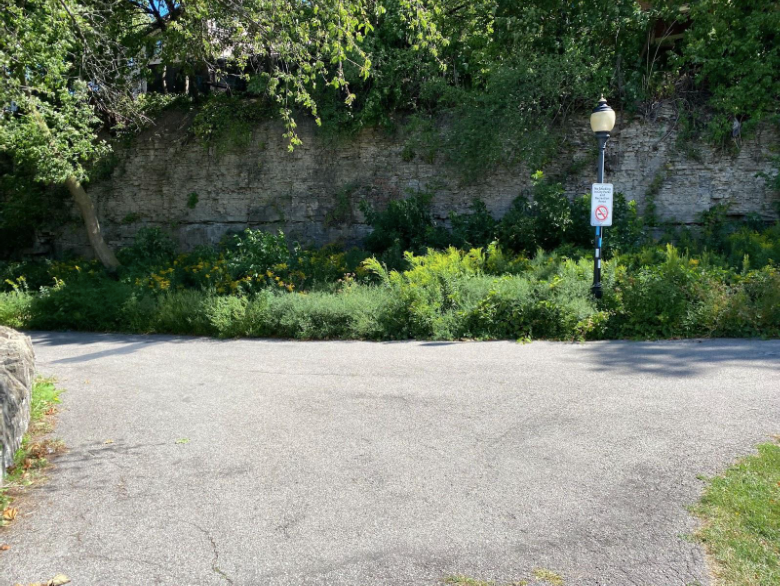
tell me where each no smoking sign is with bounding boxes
[590,183,614,227]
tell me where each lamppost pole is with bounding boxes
[589,96,616,300]
[592,131,608,299]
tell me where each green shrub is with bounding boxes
[0,291,32,329]
[496,196,536,254]
[292,245,359,290]
[605,245,716,339]
[29,276,134,332]
[679,0,780,125]
[710,267,780,338]
[699,203,735,254]
[203,294,280,338]
[570,192,645,253]
[364,247,486,339]
[483,242,531,276]
[1,259,97,292]
[150,291,213,336]
[462,256,602,341]
[726,226,780,269]
[497,172,573,253]
[271,293,360,339]
[259,287,393,340]
[120,292,159,333]
[747,268,780,337]
[191,94,274,156]
[360,191,450,256]
[117,227,178,270]
[449,200,498,250]
[0,159,70,259]
[204,295,252,338]
[220,228,291,285]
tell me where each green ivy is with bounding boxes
[191,95,275,156]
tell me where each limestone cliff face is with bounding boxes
[53,106,779,256]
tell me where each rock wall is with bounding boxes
[53,106,779,255]
[0,327,34,482]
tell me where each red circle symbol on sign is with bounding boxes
[595,206,609,221]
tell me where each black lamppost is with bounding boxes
[589,96,616,299]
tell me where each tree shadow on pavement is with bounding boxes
[576,339,780,378]
[27,331,198,363]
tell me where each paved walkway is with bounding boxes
[3,333,780,585]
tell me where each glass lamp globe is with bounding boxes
[590,96,616,133]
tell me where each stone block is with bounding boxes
[0,327,35,482]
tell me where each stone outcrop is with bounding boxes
[49,106,779,256]
[0,327,35,481]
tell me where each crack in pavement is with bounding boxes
[181,520,235,585]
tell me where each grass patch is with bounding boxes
[531,569,564,585]
[28,378,61,427]
[693,439,780,586]
[1,377,64,524]
[445,578,496,586]
[444,571,565,586]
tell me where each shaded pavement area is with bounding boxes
[3,333,779,585]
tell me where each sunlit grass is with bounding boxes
[693,440,780,586]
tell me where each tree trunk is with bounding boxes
[29,109,121,270]
[65,176,120,270]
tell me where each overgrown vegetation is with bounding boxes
[1,378,63,523]
[2,187,779,342]
[693,439,780,586]
[158,0,780,183]
[0,157,71,259]
[360,173,648,260]
[311,0,780,180]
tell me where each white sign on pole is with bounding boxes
[590,183,614,227]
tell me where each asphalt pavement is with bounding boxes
[3,333,780,585]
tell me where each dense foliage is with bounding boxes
[176,1,780,182]
[361,173,645,260]
[2,197,780,341]
[312,0,780,178]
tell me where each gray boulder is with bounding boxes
[0,327,35,481]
